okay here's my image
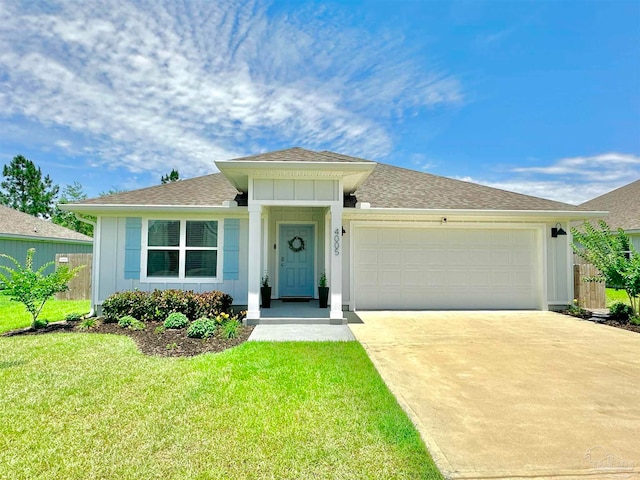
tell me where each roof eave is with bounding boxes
[343,207,608,220]
[0,232,93,244]
[60,203,249,215]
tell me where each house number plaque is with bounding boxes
[334,228,340,256]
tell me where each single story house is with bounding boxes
[63,147,603,324]
[579,179,640,251]
[0,205,93,271]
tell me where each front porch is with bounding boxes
[247,299,346,325]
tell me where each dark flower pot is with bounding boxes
[261,286,271,308]
[318,286,329,308]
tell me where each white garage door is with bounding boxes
[353,227,541,310]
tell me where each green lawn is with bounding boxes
[606,288,633,307]
[0,335,442,479]
[0,292,90,333]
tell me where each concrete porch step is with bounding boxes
[248,317,347,326]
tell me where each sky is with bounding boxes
[0,0,638,205]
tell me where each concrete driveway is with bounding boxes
[350,311,640,480]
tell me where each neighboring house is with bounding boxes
[0,205,93,271]
[63,147,603,323]
[579,179,640,251]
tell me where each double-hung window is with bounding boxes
[144,220,220,281]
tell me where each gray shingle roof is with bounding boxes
[74,148,585,211]
[225,147,374,163]
[579,179,640,230]
[0,205,93,242]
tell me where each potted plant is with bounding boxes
[261,274,271,308]
[318,272,329,308]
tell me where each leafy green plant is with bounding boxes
[0,248,83,328]
[128,319,145,331]
[261,274,270,287]
[33,318,49,329]
[319,271,328,288]
[221,319,241,339]
[630,316,640,326]
[77,318,98,330]
[118,315,137,328]
[565,299,590,319]
[65,312,84,322]
[572,220,640,315]
[166,342,178,350]
[102,289,233,322]
[187,317,216,339]
[609,302,634,323]
[164,312,189,329]
[154,325,166,334]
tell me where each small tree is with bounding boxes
[571,220,639,315]
[52,181,95,236]
[0,249,83,328]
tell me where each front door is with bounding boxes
[278,224,314,297]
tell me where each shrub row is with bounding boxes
[102,289,233,323]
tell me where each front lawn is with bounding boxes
[0,292,90,334]
[606,288,633,307]
[0,335,441,479]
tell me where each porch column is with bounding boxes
[247,204,262,322]
[329,203,343,322]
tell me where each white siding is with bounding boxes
[253,179,338,201]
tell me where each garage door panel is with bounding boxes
[354,227,540,310]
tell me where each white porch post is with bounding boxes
[247,204,262,322]
[329,203,343,322]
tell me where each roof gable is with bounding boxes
[224,147,374,163]
[579,179,640,230]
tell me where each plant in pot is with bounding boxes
[318,272,329,308]
[261,274,271,308]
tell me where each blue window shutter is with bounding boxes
[223,219,240,280]
[124,217,142,280]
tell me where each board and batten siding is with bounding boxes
[253,179,339,202]
[95,216,248,308]
[0,237,92,272]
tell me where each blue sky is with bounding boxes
[0,0,638,204]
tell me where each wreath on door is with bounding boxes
[287,236,305,253]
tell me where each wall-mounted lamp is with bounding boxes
[342,227,346,236]
[551,223,567,238]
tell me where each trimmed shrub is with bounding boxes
[33,318,49,329]
[65,312,84,322]
[77,318,98,330]
[221,319,241,339]
[129,319,146,331]
[102,289,233,322]
[187,317,216,339]
[609,302,634,323]
[164,312,189,329]
[118,315,137,328]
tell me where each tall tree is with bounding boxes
[52,181,95,237]
[161,169,180,184]
[0,155,59,217]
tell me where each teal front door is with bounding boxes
[279,224,314,297]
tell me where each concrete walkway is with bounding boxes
[350,311,640,480]
[248,324,355,341]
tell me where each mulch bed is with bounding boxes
[3,320,254,357]
[562,311,640,334]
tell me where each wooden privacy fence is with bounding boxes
[55,253,92,300]
[573,263,605,310]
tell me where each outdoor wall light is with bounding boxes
[551,223,567,238]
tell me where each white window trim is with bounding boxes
[140,218,224,283]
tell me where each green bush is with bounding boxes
[164,312,189,329]
[65,312,84,322]
[609,302,634,323]
[77,318,98,330]
[221,319,241,339]
[129,319,145,331]
[118,315,137,328]
[630,316,640,326]
[187,317,216,339]
[33,318,49,329]
[102,289,234,322]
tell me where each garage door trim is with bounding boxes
[349,221,548,311]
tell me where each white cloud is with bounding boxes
[462,152,640,205]
[0,0,461,178]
